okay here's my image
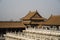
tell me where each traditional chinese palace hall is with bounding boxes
[0,11,60,36]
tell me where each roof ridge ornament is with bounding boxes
[51,14,53,17]
[29,10,31,13]
[36,10,38,13]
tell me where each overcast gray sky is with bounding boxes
[0,0,60,21]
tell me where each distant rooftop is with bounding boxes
[0,21,26,28]
[43,15,60,25]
